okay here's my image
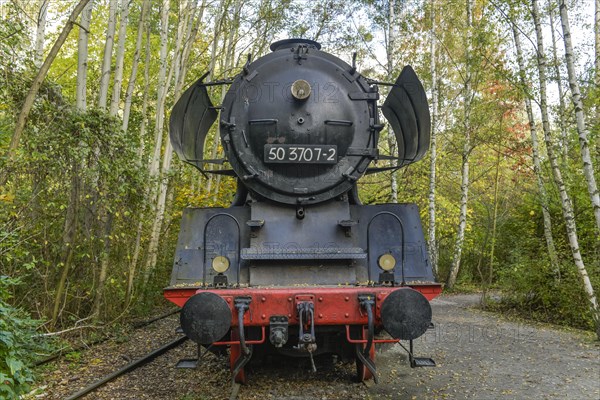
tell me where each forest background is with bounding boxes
[0,0,598,396]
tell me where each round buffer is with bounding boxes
[180,292,231,345]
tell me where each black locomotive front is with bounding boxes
[164,39,441,383]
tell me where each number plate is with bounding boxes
[264,144,338,164]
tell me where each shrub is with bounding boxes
[0,276,51,399]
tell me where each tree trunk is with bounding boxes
[427,0,439,276]
[123,0,150,132]
[144,0,204,287]
[558,0,600,233]
[98,0,118,109]
[91,212,113,319]
[1,0,93,186]
[211,0,243,203]
[512,22,560,278]
[594,0,600,94]
[51,169,81,326]
[125,6,152,306]
[148,0,171,183]
[142,0,171,288]
[596,0,600,165]
[548,2,569,161]
[109,0,130,117]
[532,0,600,339]
[34,0,48,69]
[387,0,398,203]
[482,145,502,307]
[205,0,226,195]
[447,0,473,290]
[76,0,94,110]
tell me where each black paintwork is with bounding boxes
[381,288,432,340]
[180,292,232,344]
[220,40,380,205]
[381,66,431,167]
[169,200,434,287]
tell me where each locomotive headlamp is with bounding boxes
[291,79,311,100]
[212,256,230,273]
[378,253,396,271]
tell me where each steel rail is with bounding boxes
[64,336,188,400]
[35,308,180,367]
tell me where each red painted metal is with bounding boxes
[213,326,266,346]
[344,325,399,344]
[164,284,441,328]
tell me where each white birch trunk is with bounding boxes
[98,0,118,109]
[144,0,202,286]
[427,0,439,276]
[109,0,130,117]
[447,0,472,289]
[205,0,226,195]
[548,3,569,160]
[533,0,599,339]
[180,0,207,82]
[558,0,600,233]
[143,0,171,287]
[211,0,243,202]
[512,23,560,278]
[126,20,152,305]
[594,0,600,90]
[387,0,398,203]
[76,0,94,110]
[34,0,48,69]
[148,0,171,183]
[596,0,600,160]
[122,0,149,132]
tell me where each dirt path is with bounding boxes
[34,294,599,399]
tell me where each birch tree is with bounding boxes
[123,0,150,132]
[558,0,600,233]
[205,0,228,195]
[512,22,560,278]
[142,0,187,287]
[447,0,473,289]
[596,0,599,158]
[387,0,398,203]
[98,0,118,109]
[126,15,152,305]
[76,0,94,110]
[211,0,244,202]
[548,3,569,160]
[109,0,130,117]
[532,0,599,339]
[34,0,48,68]
[427,0,439,275]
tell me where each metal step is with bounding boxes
[411,357,436,368]
[176,358,198,369]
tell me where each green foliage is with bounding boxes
[493,260,596,331]
[0,277,52,399]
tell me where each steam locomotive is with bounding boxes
[163,39,441,383]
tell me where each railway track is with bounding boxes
[34,308,180,367]
[63,335,189,400]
